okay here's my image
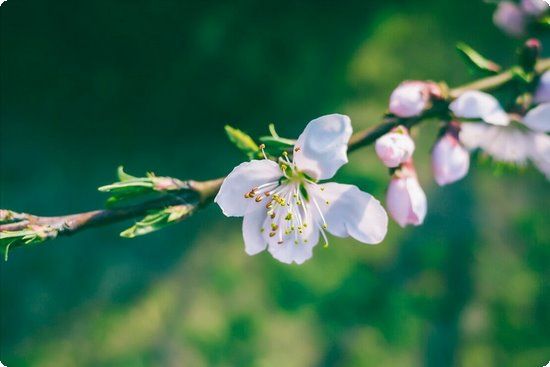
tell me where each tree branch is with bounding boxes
[2,59,548,250]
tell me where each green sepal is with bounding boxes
[224,125,260,159]
[259,123,296,156]
[120,204,195,238]
[456,43,501,76]
[99,167,187,207]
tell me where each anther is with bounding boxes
[269,232,276,237]
[255,196,263,202]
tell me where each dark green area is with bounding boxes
[1,0,549,366]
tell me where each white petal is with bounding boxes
[534,71,550,104]
[523,103,550,133]
[521,0,549,16]
[214,159,282,217]
[530,133,550,180]
[293,114,352,180]
[450,91,509,126]
[459,123,491,150]
[481,127,531,164]
[311,182,388,244]
[460,123,531,164]
[266,211,319,265]
[493,1,526,37]
[242,205,268,255]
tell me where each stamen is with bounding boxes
[259,144,268,159]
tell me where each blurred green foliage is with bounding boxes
[1,0,549,366]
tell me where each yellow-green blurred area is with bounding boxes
[1,0,549,366]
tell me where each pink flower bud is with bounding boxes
[431,124,470,186]
[386,163,427,227]
[375,127,415,168]
[521,0,548,16]
[389,81,433,118]
[493,1,526,37]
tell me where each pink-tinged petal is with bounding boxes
[530,133,550,180]
[534,71,550,104]
[459,122,491,150]
[432,133,470,186]
[375,130,415,168]
[242,205,268,255]
[386,176,427,228]
[215,159,282,217]
[461,123,531,165]
[493,1,526,37]
[389,82,430,118]
[521,0,548,15]
[450,91,509,126]
[311,182,388,244]
[523,103,550,133]
[293,114,352,180]
[266,211,319,265]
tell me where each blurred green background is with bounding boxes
[1,0,549,366]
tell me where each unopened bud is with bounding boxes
[519,38,541,72]
[389,81,436,118]
[375,127,415,168]
[431,123,470,186]
[386,162,427,227]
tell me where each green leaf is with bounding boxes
[120,204,195,238]
[117,166,138,181]
[99,168,188,207]
[456,43,501,76]
[224,125,260,159]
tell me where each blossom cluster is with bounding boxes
[379,73,549,227]
[214,60,549,265]
[215,70,549,265]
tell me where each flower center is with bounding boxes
[243,150,331,247]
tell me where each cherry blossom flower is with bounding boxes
[432,122,470,186]
[451,91,550,179]
[375,126,415,168]
[494,1,527,37]
[389,81,439,118]
[386,160,427,227]
[215,114,388,265]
